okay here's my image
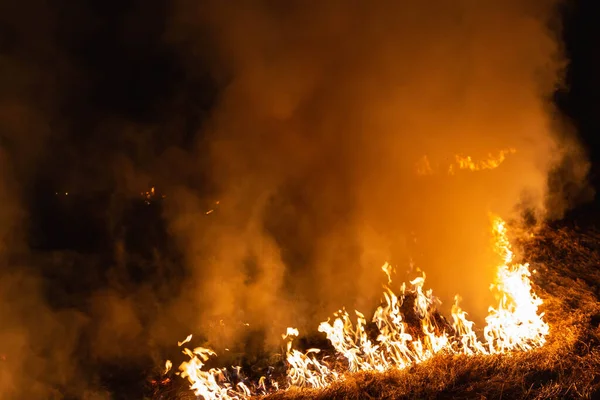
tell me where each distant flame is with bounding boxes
[415,155,433,175]
[417,148,516,175]
[451,148,516,174]
[171,214,548,398]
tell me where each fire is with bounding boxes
[170,215,548,398]
[141,186,167,204]
[417,148,517,175]
[282,327,338,388]
[450,148,517,174]
[483,216,549,353]
[415,155,433,176]
[176,339,252,399]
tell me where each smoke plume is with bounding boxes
[0,1,179,397]
[165,0,591,349]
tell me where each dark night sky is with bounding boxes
[559,0,600,176]
[1,0,216,197]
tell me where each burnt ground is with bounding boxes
[150,211,600,400]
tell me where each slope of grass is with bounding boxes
[154,225,600,399]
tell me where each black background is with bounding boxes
[559,0,600,186]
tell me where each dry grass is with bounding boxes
[155,225,600,399]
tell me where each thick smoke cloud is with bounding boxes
[0,2,91,397]
[165,0,591,348]
[0,0,592,397]
[0,1,183,397]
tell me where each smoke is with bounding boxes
[0,1,184,397]
[0,0,593,397]
[165,0,591,350]
[0,3,81,398]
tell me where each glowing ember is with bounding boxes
[170,215,548,398]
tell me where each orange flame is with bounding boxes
[172,214,548,397]
[417,148,517,175]
[451,148,517,174]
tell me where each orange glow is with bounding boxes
[451,148,517,174]
[417,148,517,176]
[172,215,548,397]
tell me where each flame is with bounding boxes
[164,360,172,375]
[282,327,338,388]
[451,148,516,174]
[417,148,516,175]
[483,215,549,353]
[172,214,548,398]
[415,155,433,175]
[381,262,394,284]
[178,334,193,347]
[178,346,245,399]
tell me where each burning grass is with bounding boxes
[150,223,600,400]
